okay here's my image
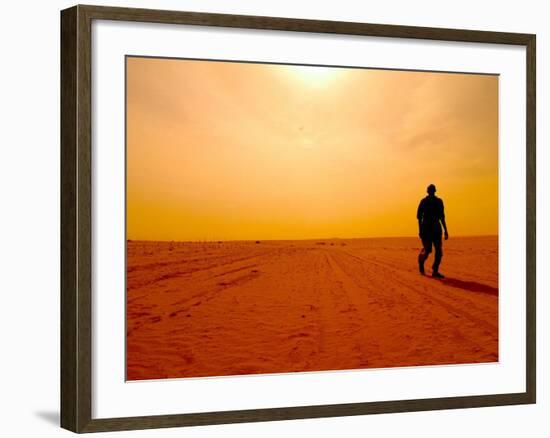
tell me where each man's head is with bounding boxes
[427,184,436,195]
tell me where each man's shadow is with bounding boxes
[437,277,498,296]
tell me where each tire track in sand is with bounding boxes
[327,248,497,363]
[319,251,381,367]
[334,248,497,334]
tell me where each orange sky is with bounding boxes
[126,57,498,241]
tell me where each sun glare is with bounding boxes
[289,65,340,86]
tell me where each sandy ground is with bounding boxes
[126,236,498,380]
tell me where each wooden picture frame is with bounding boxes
[61,4,536,433]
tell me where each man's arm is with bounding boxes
[440,200,449,240]
[417,200,424,237]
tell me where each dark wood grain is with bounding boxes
[79,4,534,44]
[81,393,534,433]
[77,3,93,432]
[525,34,536,403]
[60,4,536,433]
[60,5,78,432]
[61,5,94,432]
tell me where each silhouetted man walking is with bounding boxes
[417,184,448,278]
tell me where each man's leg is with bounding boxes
[432,238,443,276]
[418,237,432,275]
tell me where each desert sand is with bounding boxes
[126,236,498,380]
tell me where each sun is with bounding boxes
[288,65,340,87]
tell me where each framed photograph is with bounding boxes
[60,4,536,433]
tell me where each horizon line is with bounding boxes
[127,234,499,243]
